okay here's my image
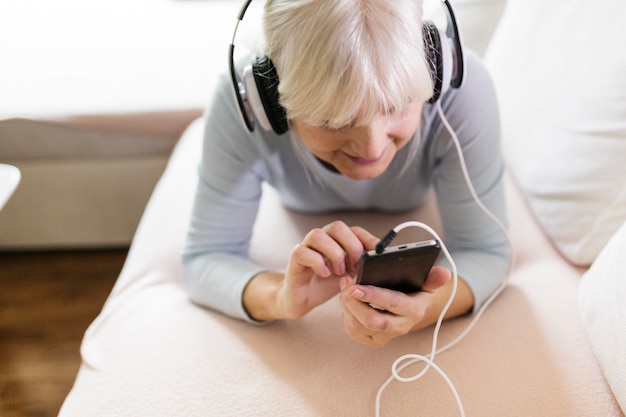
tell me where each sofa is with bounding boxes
[15,0,622,415]
[0,0,232,248]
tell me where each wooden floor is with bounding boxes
[0,249,127,417]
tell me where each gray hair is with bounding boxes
[263,0,434,129]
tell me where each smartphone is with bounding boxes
[355,239,441,293]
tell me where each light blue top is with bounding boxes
[182,51,511,323]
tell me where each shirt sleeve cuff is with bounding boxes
[182,253,275,325]
[436,249,509,313]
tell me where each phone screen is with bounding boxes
[355,239,441,293]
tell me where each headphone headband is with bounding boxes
[229,0,258,132]
[442,0,465,88]
[229,0,465,134]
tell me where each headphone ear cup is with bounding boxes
[251,55,289,135]
[423,21,453,103]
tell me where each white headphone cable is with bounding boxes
[430,100,515,355]
[375,221,464,417]
[374,101,516,417]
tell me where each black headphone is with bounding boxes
[229,0,465,135]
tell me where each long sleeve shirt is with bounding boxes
[182,51,511,323]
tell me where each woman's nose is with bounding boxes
[350,119,390,159]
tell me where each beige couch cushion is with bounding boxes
[0,117,183,248]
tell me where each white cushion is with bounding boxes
[0,0,239,119]
[484,0,626,265]
[579,221,626,412]
[0,164,20,210]
[431,0,507,56]
[0,0,504,119]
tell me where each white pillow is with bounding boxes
[484,0,626,265]
[424,0,507,56]
[579,221,626,412]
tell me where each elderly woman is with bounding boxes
[182,0,511,347]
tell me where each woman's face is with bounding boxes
[292,101,423,180]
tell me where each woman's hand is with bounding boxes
[243,221,379,321]
[277,221,379,319]
[339,266,464,348]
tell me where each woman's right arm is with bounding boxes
[181,75,269,323]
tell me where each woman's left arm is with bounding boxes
[339,52,511,347]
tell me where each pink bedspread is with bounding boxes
[59,118,623,417]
